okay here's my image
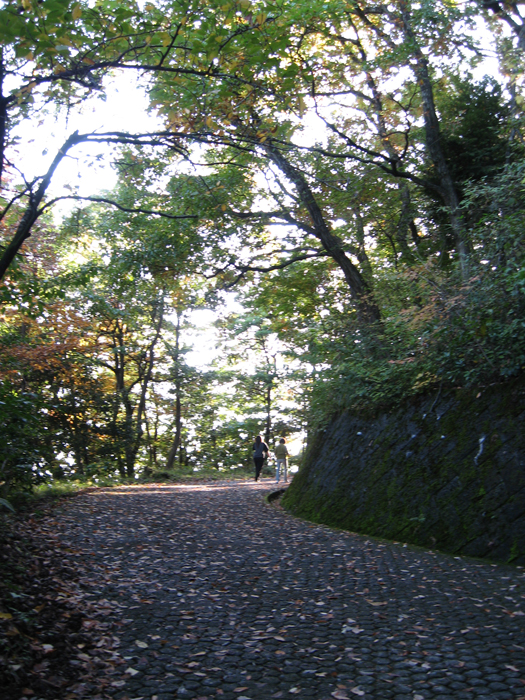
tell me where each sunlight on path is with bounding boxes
[55,481,525,700]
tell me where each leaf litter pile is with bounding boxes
[0,497,123,700]
[2,480,525,700]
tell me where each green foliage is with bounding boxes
[0,497,15,512]
[0,388,54,495]
[438,76,511,184]
[301,163,525,425]
[1,0,525,495]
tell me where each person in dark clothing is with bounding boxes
[252,435,269,482]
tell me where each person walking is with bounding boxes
[274,437,289,484]
[252,435,269,482]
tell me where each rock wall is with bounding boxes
[282,377,525,565]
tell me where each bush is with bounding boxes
[308,163,525,425]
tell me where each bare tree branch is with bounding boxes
[39,195,199,221]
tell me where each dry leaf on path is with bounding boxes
[331,691,350,699]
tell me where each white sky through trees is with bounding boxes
[13,75,162,212]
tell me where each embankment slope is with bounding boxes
[282,379,525,564]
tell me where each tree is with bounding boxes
[478,0,525,50]
[215,307,304,447]
[1,0,523,487]
[146,0,521,287]
[0,279,109,485]
[0,0,242,278]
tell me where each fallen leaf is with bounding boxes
[234,687,248,692]
[505,665,519,672]
[125,667,140,676]
[331,691,350,699]
[0,612,13,619]
[32,661,49,672]
[135,640,148,648]
[349,688,365,697]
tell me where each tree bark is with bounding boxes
[352,206,375,281]
[166,312,183,470]
[263,141,381,324]
[361,68,419,263]
[264,381,272,446]
[0,54,8,188]
[165,390,182,470]
[398,1,468,276]
[0,131,83,279]
[125,297,165,476]
[481,1,525,51]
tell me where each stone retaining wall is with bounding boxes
[282,377,525,564]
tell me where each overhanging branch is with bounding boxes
[39,195,199,221]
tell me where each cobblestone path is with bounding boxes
[56,481,525,700]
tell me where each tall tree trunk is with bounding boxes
[144,405,160,474]
[124,400,135,478]
[165,389,182,470]
[0,54,8,188]
[395,183,418,263]
[126,297,165,477]
[398,1,468,277]
[363,68,419,263]
[263,141,381,324]
[0,131,83,279]
[352,206,375,282]
[111,322,127,477]
[264,381,272,446]
[166,313,183,470]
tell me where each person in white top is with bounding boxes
[274,438,289,484]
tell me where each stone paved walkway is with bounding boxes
[56,480,525,700]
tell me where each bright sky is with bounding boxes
[12,73,163,216]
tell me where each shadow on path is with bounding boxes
[55,479,525,700]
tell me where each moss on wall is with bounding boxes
[282,377,525,564]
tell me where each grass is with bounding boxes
[140,464,257,482]
[1,462,275,513]
[5,476,125,512]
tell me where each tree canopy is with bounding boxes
[0,0,524,492]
